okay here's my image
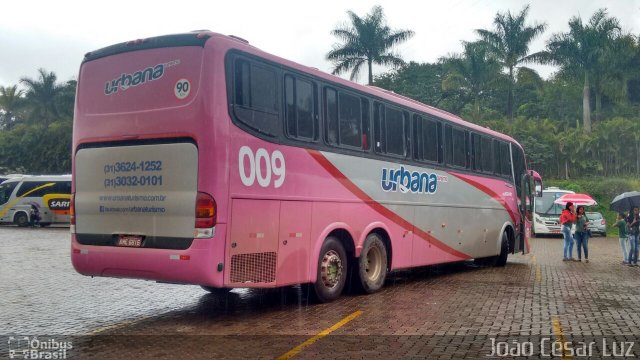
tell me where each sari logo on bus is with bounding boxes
[104,59,180,95]
[48,198,70,210]
[381,166,438,194]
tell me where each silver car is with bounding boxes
[586,212,607,237]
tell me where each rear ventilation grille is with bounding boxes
[230,252,277,283]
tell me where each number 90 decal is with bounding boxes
[239,146,286,188]
[175,79,191,99]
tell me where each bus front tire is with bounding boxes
[495,232,509,267]
[355,233,387,294]
[14,213,28,227]
[474,232,509,267]
[311,236,347,303]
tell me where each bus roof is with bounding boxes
[205,31,520,146]
[82,30,520,147]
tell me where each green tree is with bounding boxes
[601,34,639,106]
[374,62,448,107]
[0,85,24,130]
[544,9,621,132]
[441,41,501,122]
[476,5,547,121]
[20,68,64,127]
[327,5,414,85]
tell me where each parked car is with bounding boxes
[586,212,607,236]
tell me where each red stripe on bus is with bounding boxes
[308,150,470,260]
[447,172,518,224]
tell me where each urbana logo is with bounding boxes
[381,166,438,194]
[104,60,180,95]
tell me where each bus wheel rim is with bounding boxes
[320,250,342,289]
[365,245,382,281]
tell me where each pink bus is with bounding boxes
[71,31,542,302]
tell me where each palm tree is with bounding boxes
[441,41,501,122]
[57,80,77,119]
[327,5,414,85]
[544,9,620,132]
[476,5,547,121]
[0,85,24,130]
[20,68,64,127]
[601,34,639,105]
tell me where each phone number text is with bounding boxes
[103,161,162,174]
[104,175,163,189]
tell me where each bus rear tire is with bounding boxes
[200,286,232,295]
[495,232,509,267]
[311,236,347,303]
[14,213,28,227]
[354,233,387,294]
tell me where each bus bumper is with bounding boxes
[70,224,227,287]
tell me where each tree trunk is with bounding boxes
[565,159,569,180]
[621,76,629,104]
[637,139,640,176]
[595,90,601,123]
[367,59,373,85]
[508,67,514,122]
[473,94,480,122]
[583,72,592,132]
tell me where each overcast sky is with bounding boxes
[1,0,639,87]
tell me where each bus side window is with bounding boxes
[232,58,280,136]
[324,87,338,145]
[481,136,493,173]
[361,99,370,150]
[374,102,383,152]
[338,92,362,148]
[0,182,18,205]
[384,106,405,156]
[284,75,317,141]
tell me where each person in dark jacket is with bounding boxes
[29,204,41,227]
[615,212,629,264]
[573,206,590,262]
[628,207,640,266]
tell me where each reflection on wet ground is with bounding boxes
[0,224,505,336]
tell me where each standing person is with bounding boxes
[574,206,590,262]
[628,207,640,267]
[29,203,41,227]
[560,202,576,261]
[615,212,629,264]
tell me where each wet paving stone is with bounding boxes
[2,227,640,358]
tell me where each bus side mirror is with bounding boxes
[534,181,543,197]
[535,184,542,197]
[529,170,543,197]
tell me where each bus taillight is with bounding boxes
[70,193,76,233]
[70,193,75,224]
[195,192,216,228]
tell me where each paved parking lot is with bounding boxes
[2,227,640,359]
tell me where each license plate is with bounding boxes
[117,235,143,247]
